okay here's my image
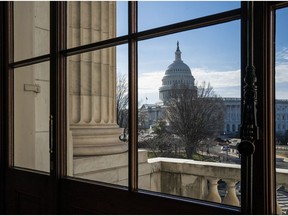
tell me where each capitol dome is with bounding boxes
[159,42,196,103]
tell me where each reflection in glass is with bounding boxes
[138,21,241,206]
[67,45,129,186]
[138,1,240,31]
[275,7,288,215]
[14,1,50,61]
[14,62,50,172]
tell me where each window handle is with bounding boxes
[49,115,54,172]
[238,140,255,156]
[49,115,53,154]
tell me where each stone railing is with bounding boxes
[276,145,288,151]
[74,150,288,214]
[143,157,288,214]
[276,168,288,214]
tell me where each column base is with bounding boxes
[71,125,128,156]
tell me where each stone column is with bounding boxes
[69,1,128,156]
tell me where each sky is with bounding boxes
[116,2,288,105]
[276,7,288,100]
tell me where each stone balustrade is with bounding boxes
[74,150,288,214]
[146,157,241,206]
[276,168,288,214]
[146,157,288,214]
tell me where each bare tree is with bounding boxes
[116,73,129,128]
[138,119,182,158]
[138,106,149,130]
[165,82,225,159]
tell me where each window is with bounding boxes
[138,19,241,204]
[138,1,240,31]
[275,6,288,214]
[13,2,50,172]
[14,2,50,62]
[14,62,50,172]
[1,1,288,215]
[66,45,129,184]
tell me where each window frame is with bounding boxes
[0,3,5,213]
[1,1,288,214]
[62,1,242,213]
[61,1,242,197]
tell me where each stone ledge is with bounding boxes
[148,157,241,180]
[74,152,129,174]
[73,150,152,175]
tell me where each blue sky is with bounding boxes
[276,7,288,100]
[116,2,288,105]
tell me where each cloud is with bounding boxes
[192,68,241,98]
[191,68,240,88]
[275,49,288,99]
[138,71,164,105]
[276,63,288,83]
[137,47,288,103]
[138,71,164,94]
[276,47,288,64]
[138,62,288,103]
[138,68,241,101]
[275,48,288,84]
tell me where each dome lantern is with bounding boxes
[175,41,182,61]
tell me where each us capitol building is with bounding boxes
[140,42,288,138]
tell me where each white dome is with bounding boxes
[165,60,191,75]
[162,42,194,79]
[159,42,196,103]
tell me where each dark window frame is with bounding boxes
[1,1,288,214]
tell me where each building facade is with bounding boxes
[140,44,288,139]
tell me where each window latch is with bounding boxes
[24,84,41,93]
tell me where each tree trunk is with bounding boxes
[185,146,194,159]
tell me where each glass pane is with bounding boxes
[14,62,50,172]
[67,45,129,186]
[275,7,288,215]
[138,1,240,31]
[14,2,50,62]
[138,20,241,205]
[67,1,128,48]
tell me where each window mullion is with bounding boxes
[252,2,277,214]
[239,2,257,214]
[128,1,138,192]
[50,1,67,178]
